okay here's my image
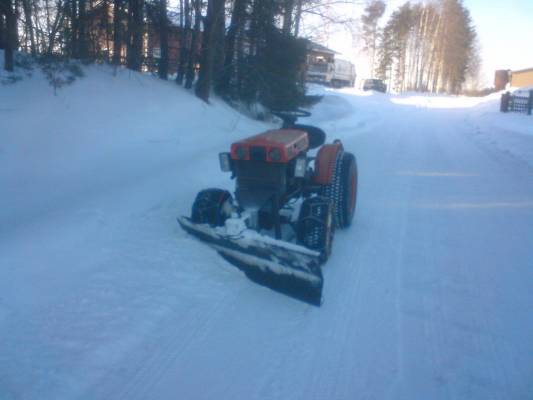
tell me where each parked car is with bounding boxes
[362,79,387,93]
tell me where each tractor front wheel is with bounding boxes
[191,188,233,227]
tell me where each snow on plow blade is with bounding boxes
[177,216,323,306]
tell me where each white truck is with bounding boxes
[307,58,356,88]
[330,59,356,88]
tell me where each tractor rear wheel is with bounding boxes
[297,196,335,262]
[191,189,233,227]
[337,152,358,228]
[321,151,357,228]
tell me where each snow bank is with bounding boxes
[390,93,493,109]
[309,84,532,167]
[461,91,533,168]
[0,61,269,228]
[364,88,533,167]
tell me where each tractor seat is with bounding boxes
[292,124,326,149]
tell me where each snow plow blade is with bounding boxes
[177,216,323,306]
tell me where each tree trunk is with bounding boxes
[78,0,88,58]
[185,0,200,89]
[13,0,19,48]
[212,0,225,91]
[4,0,15,71]
[218,0,245,96]
[112,0,122,65]
[176,0,190,84]
[47,4,65,55]
[70,0,79,57]
[104,0,112,61]
[158,0,168,79]
[196,0,225,102]
[0,14,4,51]
[21,0,36,55]
[282,0,294,35]
[294,0,302,37]
[127,0,144,71]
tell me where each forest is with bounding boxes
[0,0,322,110]
[361,0,479,94]
[0,0,479,107]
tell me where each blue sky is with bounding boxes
[465,0,533,83]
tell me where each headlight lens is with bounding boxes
[268,148,281,162]
[236,146,247,159]
[219,152,231,172]
[294,157,306,177]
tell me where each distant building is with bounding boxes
[494,69,510,91]
[84,3,200,75]
[145,25,202,75]
[510,67,533,88]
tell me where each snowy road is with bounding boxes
[1,74,532,400]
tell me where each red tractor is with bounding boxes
[178,110,357,305]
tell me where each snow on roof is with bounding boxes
[306,40,338,55]
[512,67,533,74]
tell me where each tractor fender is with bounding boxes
[313,142,344,185]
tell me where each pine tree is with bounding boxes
[21,0,36,55]
[112,0,124,65]
[195,0,225,102]
[176,0,191,85]
[127,0,144,71]
[185,0,201,89]
[360,0,386,76]
[2,0,16,71]
[157,0,168,79]
[217,0,246,97]
[376,0,477,94]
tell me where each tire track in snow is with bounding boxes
[84,290,234,400]
[432,113,518,399]
[389,109,530,399]
[293,114,410,400]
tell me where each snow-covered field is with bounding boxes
[1,63,532,400]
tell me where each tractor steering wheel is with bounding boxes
[271,109,312,127]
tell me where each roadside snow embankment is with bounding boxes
[387,91,533,168]
[0,63,267,230]
[464,93,533,168]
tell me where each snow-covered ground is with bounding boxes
[1,63,532,400]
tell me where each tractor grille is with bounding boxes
[250,146,267,161]
[235,160,287,208]
[235,160,286,188]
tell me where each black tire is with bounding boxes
[191,189,233,227]
[321,151,357,228]
[338,152,357,228]
[297,196,335,262]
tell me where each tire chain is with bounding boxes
[300,199,328,251]
[321,151,345,228]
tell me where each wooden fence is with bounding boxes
[500,90,533,115]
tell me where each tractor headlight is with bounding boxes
[236,146,247,159]
[219,152,231,172]
[268,148,281,162]
[294,156,306,178]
